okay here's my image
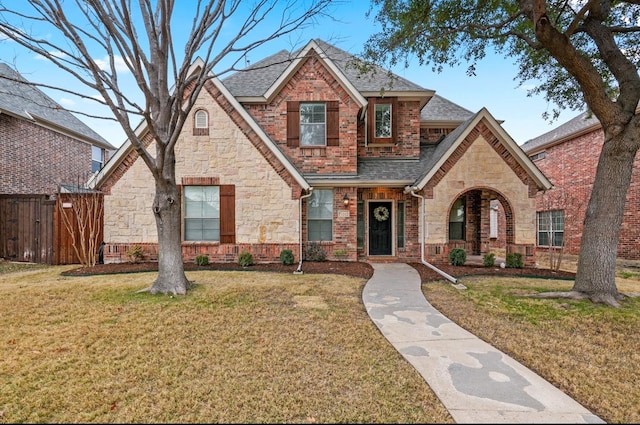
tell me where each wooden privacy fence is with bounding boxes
[0,193,103,265]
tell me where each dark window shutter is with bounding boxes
[287,101,300,147]
[327,101,339,146]
[220,185,235,244]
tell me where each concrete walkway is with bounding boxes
[362,262,605,424]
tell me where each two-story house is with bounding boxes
[90,39,551,269]
[522,106,640,261]
[0,63,116,263]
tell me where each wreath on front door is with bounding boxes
[373,206,390,222]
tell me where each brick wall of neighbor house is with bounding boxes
[0,114,93,195]
[244,54,360,175]
[533,129,640,260]
[423,127,538,265]
[101,91,302,264]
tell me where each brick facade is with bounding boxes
[96,41,545,267]
[531,129,640,260]
[0,114,94,195]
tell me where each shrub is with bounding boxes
[194,254,209,266]
[125,245,144,263]
[506,252,524,268]
[238,251,254,267]
[333,249,347,258]
[448,248,466,266]
[305,242,327,262]
[280,249,295,265]
[483,252,496,267]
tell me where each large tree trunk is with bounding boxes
[572,130,636,307]
[147,179,191,295]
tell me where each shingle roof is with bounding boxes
[0,63,113,148]
[520,110,599,153]
[221,38,430,98]
[302,145,437,185]
[420,94,475,122]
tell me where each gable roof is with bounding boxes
[222,39,434,108]
[89,58,310,191]
[92,41,542,194]
[411,108,552,191]
[0,63,113,149]
[303,108,550,191]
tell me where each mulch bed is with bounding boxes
[62,260,576,282]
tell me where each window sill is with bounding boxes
[366,143,396,148]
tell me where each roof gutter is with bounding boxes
[405,186,458,284]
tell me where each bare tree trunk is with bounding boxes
[573,132,635,306]
[146,180,191,295]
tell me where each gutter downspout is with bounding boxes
[295,188,314,274]
[406,186,458,284]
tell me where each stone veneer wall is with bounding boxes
[422,131,537,265]
[102,88,301,263]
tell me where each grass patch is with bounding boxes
[422,275,640,424]
[0,267,452,424]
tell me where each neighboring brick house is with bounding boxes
[521,106,640,261]
[0,63,115,195]
[90,39,551,269]
[0,63,116,263]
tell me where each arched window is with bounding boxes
[193,109,209,135]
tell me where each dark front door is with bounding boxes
[369,201,392,255]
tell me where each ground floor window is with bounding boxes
[308,189,333,241]
[449,197,465,240]
[537,210,564,247]
[184,186,220,241]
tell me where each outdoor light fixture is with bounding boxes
[343,193,350,207]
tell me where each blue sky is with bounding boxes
[0,1,577,148]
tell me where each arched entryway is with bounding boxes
[447,188,514,256]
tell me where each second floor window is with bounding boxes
[374,103,392,138]
[367,97,397,144]
[194,109,209,136]
[91,145,104,173]
[300,103,326,146]
[195,110,208,128]
[287,101,339,147]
